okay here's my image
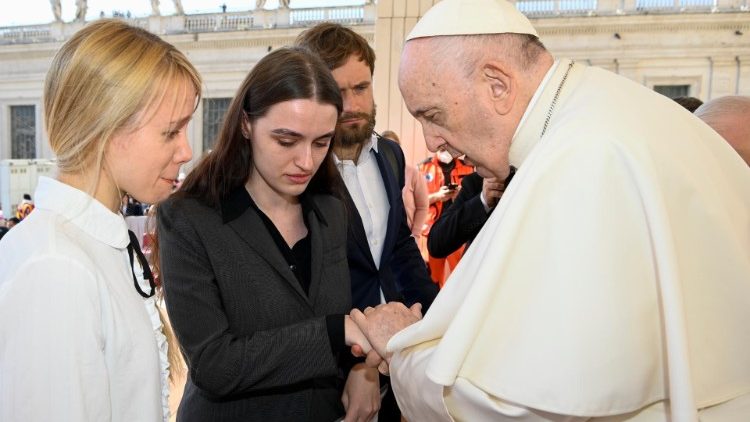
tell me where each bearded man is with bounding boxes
[296,23,438,422]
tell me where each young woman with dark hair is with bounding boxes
[157,47,371,421]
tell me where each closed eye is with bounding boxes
[314,139,331,148]
[164,130,181,140]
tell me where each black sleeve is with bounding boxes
[427,173,489,258]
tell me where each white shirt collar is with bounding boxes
[34,176,130,249]
[333,133,379,165]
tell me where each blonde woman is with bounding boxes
[0,20,201,422]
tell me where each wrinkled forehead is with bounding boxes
[399,41,453,109]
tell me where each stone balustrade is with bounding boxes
[515,0,748,15]
[0,4,376,45]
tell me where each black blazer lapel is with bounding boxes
[373,148,401,262]
[337,172,378,270]
[306,200,325,305]
[226,210,311,305]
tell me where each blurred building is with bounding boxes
[0,0,747,180]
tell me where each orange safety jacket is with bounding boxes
[418,156,474,236]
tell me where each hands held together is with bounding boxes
[344,302,423,375]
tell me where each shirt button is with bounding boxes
[290,264,297,271]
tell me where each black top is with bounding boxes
[247,195,313,295]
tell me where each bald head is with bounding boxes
[695,96,750,166]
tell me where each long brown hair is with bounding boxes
[180,47,343,206]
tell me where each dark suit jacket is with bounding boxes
[427,172,487,258]
[344,136,438,311]
[428,167,516,258]
[158,189,351,422]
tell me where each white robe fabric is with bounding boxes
[388,60,750,421]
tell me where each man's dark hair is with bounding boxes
[295,22,375,74]
[672,96,703,113]
[23,194,31,201]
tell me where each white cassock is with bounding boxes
[388,59,750,421]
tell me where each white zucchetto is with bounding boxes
[406,0,538,41]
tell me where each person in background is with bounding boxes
[381,130,429,243]
[15,193,34,221]
[695,95,750,166]
[157,47,372,422]
[0,19,201,421]
[427,166,515,259]
[672,96,703,112]
[350,0,750,420]
[419,151,474,287]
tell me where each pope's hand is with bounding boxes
[350,302,423,365]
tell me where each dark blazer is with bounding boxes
[158,189,351,422]
[427,172,487,258]
[344,136,438,311]
[428,167,516,258]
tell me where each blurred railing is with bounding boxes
[1,0,747,44]
[290,6,365,25]
[0,4,375,45]
[516,0,746,15]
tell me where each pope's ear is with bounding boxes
[482,61,516,116]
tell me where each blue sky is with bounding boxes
[2,0,362,27]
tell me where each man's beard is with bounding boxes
[336,104,377,148]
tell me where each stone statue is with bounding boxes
[173,0,185,15]
[279,0,290,8]
[50,0,62,22]
[75,0,87,22]
[256,0,266,9]
[151,0,160,16]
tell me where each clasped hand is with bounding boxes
[345,302,423,375]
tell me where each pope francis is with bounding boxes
[350,0,750,421]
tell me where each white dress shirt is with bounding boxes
[335,134,390,302]
[0,177,164,422]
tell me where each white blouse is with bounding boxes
[0,177,167,422]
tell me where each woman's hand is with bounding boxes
[341,363,381,422]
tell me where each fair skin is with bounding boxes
[398,37,552,181]
[353,36,555,372]
[482,177,504,209]
[61,80,196,213]
[428,185,460,204]
[244,98,337,246]
[350,302,423,371]
[331,55,376,162]
[243,98,377,420]
[713,114,750,166]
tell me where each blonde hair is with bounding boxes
[44,19,201,383]
[44,19,202,181]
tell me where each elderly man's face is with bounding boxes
[399,40,511,180]
[718,117,750,166]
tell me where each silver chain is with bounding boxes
[541,60,575,138]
